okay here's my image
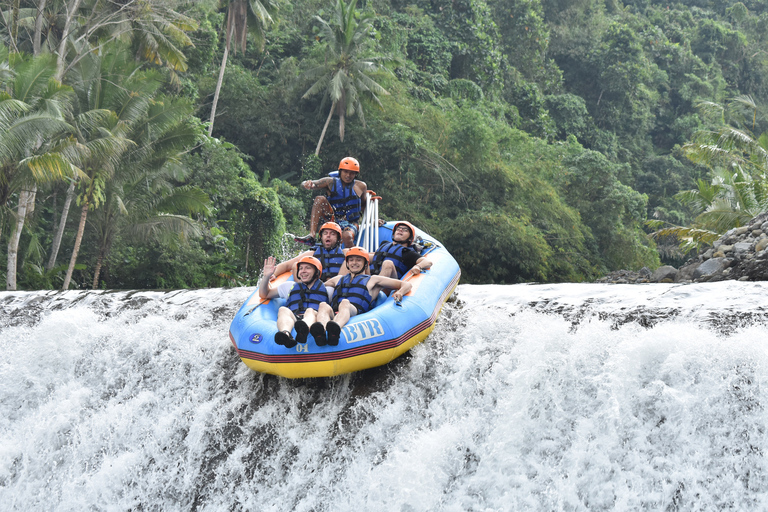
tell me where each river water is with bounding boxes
[1,282,767,511]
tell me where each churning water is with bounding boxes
[1,282,768,511]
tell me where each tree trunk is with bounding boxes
[6,186,36,290]
[47,180,75,271]
[33,0,47,56]
[315,101,336,156]
[92,250,105,289]
[56,0,83,80]
[242,231,249,273]
[208,23,234,136]
[62,200,88,290]
[91,232,112,289]
[10,0,20,52]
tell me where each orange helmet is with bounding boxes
[393,221,416,244]
[338,157,360,173]
[319,222,343,240]
[297,256,322,277]
[345,246,370,264]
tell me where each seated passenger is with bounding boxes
[371,221,432,279]
[271,222,349,283]
[311,247,412,346]
[300,156,367,248]
[258,255,328,349]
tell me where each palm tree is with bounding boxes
[88,97,209,288]
[684,96,768,179]
[208,0,277,136]
[300,0,391,155]
[649,97,768,253]
[60,47,158,289]
[0,48,82,290]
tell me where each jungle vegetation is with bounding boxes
[1,0,767,289]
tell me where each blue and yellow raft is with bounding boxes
[228,222,461,378]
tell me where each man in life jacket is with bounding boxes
[270,222,349,286]
[300,156,367,248]
[258,255,329,349]
[311,247,412,346]
[371,221,432,279]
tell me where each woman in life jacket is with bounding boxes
[258,255,329,349]
[311,247,412,346]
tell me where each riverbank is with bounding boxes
[597,213,768,284]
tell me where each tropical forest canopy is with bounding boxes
[1,0,767,289]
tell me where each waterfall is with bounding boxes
[1,282,767,511]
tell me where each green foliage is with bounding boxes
[5,0,768,288]
[557,150,660,270]
[503,74,556,138]
[443,211,553,283]
[299,0,393,153]
[184,13,220,76]
[181,136,287,280]
[490,0,562,92]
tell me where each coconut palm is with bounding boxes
[88,97,209,288]
[649,97,768,253]
[1,0,197,79]
[0,48,82,290]
[684,96,768,179]
[208,0,277,136]
[300,0,391,155]
[650,168,768,253]
[59,47,159,289]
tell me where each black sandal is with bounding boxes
[275,330,297,348]
[295,320,309,344]
[326,321,341,346]
[310,322,327,346]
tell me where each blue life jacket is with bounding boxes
[287,279,328,314]
[331,274,373,314]
[372,241,417,278]
[328,178,361,223]
[313,245,345,281]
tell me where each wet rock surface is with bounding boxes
[597,212,768,284]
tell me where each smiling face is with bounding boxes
[296,263,317,284]
[339,169,357,185]
[346,255,367,273]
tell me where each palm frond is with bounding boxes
[14,53,57,102]
[123,214,203,244]
[20,153,81,184]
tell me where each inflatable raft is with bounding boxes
[228,222,460,378]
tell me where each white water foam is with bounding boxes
[1,283,767,511]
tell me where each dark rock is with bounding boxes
[693,258,728,280]
[597,211,768,284]
[651,265,677,282]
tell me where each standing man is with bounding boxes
[300,156,367,248]
[371,221,432,279]
[311,247,412,346]
[258,255,328,349]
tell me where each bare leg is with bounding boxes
[309,196,334,237]
[315,302,334,327]
[333,300,358,329]
[378,260,398,278]
[275,306,298,347]
[276,306,297,332]
[342,227,356,248]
